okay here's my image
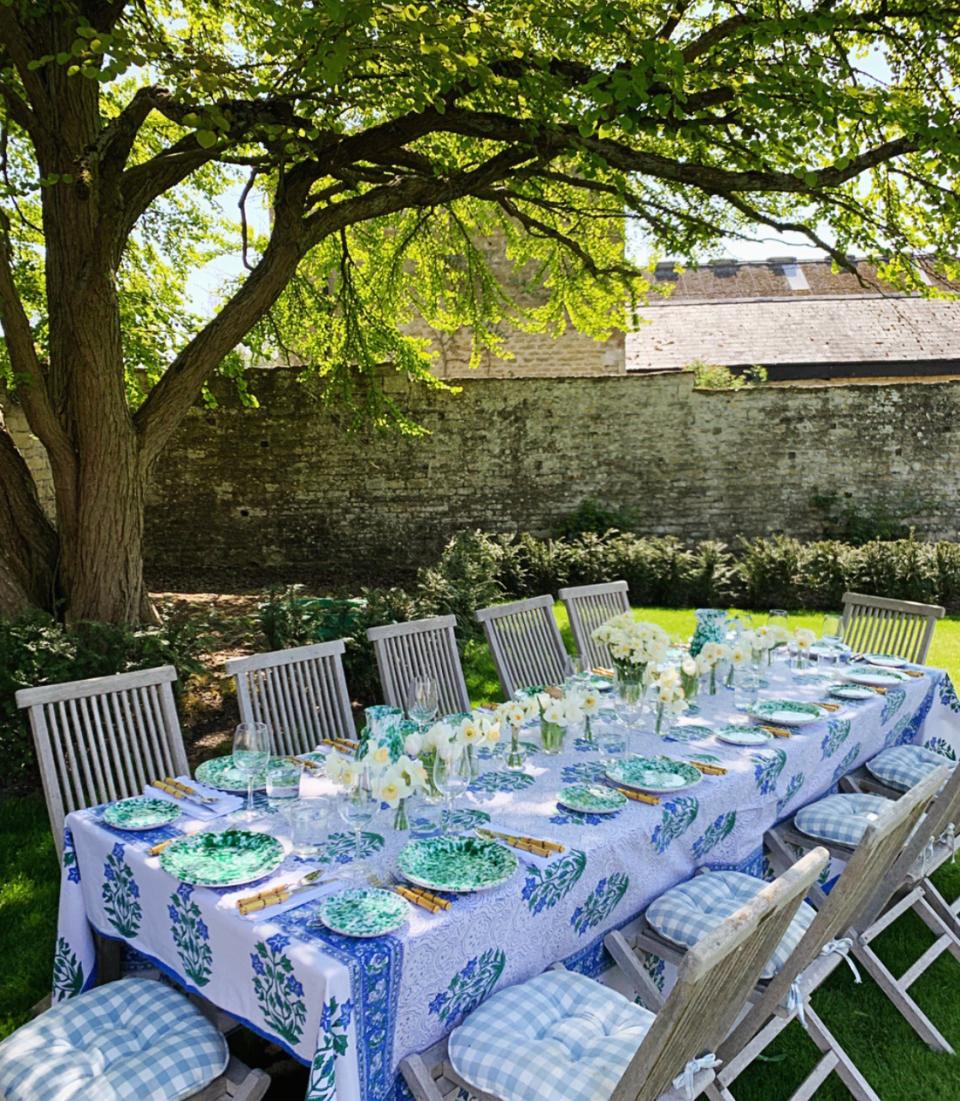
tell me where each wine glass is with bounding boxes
[432,742,471,834]
[337,768,378,880]
[768,609,790,629]
[232,721,270,820]
[407,678,439,733]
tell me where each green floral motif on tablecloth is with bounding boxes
[832,743,862,785]
[306,996,353,1101]
[251,933,306,1045]
[776,773,805,818]
[881,688,907,725]
[820,719,851,760]
[428,949,505,1025]
[101,842,141,937]
[925,737,957,762]
[939,676,960,713]
[751,747,787,796]
[169,883,212,987]
[571,873,629,936]
[692,812,736,859]
[52,937,84,1000]
[317,831,385,866]
[521,849,586,915]
[651,796,699,854]
[469,770,536,794]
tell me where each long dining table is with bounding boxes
[54,656,960,1101]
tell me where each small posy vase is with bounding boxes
[393,797,410,831]
[615,662,647,706]
[540,719,566,755]
[506,726,526,770]
[583,715,595,745]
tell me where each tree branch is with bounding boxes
[0,213,74,473]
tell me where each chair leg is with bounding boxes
[803,1004,880,1101]
[95,934,123,985]
[920,877,960,945]
[851,939,955,1054]
[604,930,666,1011]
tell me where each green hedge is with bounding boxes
[0,610,207,793]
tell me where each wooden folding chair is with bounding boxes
[401,849,827,1101]
[16,666,189,858]
[226,639,356,754]
[609,768,943,1101]
[840,591,944,664]
[558,580,631,668]
[771,764,960,1054]
[474,594,573,699]
[366,615,470,716]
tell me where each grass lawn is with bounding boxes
[3,606,960,1100]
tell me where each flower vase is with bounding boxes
[707,666,719,695]
[583,715,595,746]
[421,751,441,797]
[540,719,566,755]
[725,663,737,690]
[655,703,673,737]
[680,671,699,714]
[506,726,526,770]
[466,745,481,780]
[393,797,410,832]
[795,651,810,671]
[689,609,729,657]
[615,662,647,707]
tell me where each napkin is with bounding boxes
[145,776,244,819]
[219,865,342,920]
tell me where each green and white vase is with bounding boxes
[540,719,566,755]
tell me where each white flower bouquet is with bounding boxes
[592,613,669,704]
[696,640,731,694]
[652,665,689,735]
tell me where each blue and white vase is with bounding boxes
[689,609,729,657]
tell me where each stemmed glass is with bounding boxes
[337,766,378,880]
[407,678,439,733]
[232,721,270,821]
[432,742,471,834]
[819,613,844,665]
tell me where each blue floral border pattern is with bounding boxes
[571,873,629,936]
[168,883,212,987]
[521,849,586,914]
[651,796,699,854]
[251,933,307,1045]
[52,936,84,1001]
[63,828,81,884]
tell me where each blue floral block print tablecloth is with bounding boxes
[56,660,960,1101]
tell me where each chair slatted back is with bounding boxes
[16,666,189,856]
[723,766,946,1061]
[610,848,828,1101]
[367,616,470,717]
[226,640,355,755]
[475,594,572,699]
[841,591,944,664]
[558,581,630,668]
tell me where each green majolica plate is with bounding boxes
[863,653,907,669]
[716,725,773,747]
[397,836,518,893]
[316,888,409,938]
[557,783,627,814]
[828,682,877,701]
[750,699,823,727]
[160,829,284,887]
[844,665,911,687]
[195,754,287,792]
[103,796,180,831]
[606,755,702,793]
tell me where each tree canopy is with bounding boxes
[0,0,958,621]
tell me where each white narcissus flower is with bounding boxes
[372,744,391,767]
[404,731,423,757]
[681,656,698,677]
[794,627,816,650]
[325,751,346,783]
[483,719,502,744]
[459,717,483,746]
[542,701,569,726]
[339,762,359,790]
[730,644,749,666]
[578,691,602,716]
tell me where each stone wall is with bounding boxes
[141,369,960,587]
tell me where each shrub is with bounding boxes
[0,611,208,793]
[854,537,938,605]
[416,531,506,640]
[736,535,804,609]
[553,498,640,538]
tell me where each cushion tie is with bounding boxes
[787,980,807,1028]
[821,938,862,984]
[672,1052,721,1100]
[942,822,957,864]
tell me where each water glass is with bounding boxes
[597,727,628,765]
[734,670,761,712]
[232,721,270,820]
[286,799,330,858]
[407,678,439,731]
[337,776,378,880]
[768,609,790,629]
[432,744,471,833]
[266,760,301,805]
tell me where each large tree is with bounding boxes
[0,0,958,623]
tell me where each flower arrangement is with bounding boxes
[793,627,816,668]
[495,696,539,768]
[651,666,688,734]
[533,687,584,755]
[592,614,669,704]
[725,638,751,687]
[696,640,730,694]
[679,655,700,711]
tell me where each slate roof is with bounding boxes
[626,257,960,377]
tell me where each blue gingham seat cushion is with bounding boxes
[794,792,891,848]
[448,969,655,1101]
[0,977,228,1100]
[866,744,955,792]
[646,870,816,980]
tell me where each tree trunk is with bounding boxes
[0,414,58,617]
